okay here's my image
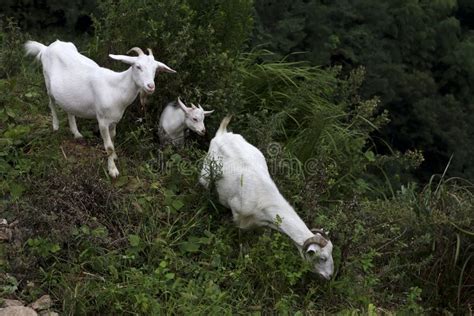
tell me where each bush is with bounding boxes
[0,18,29,78]
[324,178,473,313]
[89,0,253,136]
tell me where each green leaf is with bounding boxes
[9,182,25,199]
[364,150,376,162]
[128,234,141,247]
[368,303,377,316]
[50,243,61,253]
[180,242,200,253]
[6,108,16,118]
[81,226,90,235]
[171,199,184,211]
[109,265,119,280]
[24,91,39,99]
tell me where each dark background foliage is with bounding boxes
[1,0,96,33]
[252,0,474,182]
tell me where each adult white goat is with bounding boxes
[200,116,334,279]
[24,40,176,177]
[158,97,214,146]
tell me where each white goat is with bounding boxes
[24,40,176,177]
[159,98,214,146]
[200,116,334,279]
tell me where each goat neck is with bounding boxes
[103,67,141,112]
[162,106,186,137]
[264,198,314,249]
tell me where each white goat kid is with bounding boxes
[159,98,214,146]
[24,40,175,177]
[200,116,334,279]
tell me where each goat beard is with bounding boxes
[139,90,148,108]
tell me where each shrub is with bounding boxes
[89,0,253,135]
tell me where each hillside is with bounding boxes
[1,1,473,314]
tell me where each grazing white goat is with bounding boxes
[24,40,175,177]
[200,116,334,279]
[158,97,214,146]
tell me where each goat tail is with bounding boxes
[216,115,232,136]
[24,40,47,61]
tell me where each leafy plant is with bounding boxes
[27,238,61,258]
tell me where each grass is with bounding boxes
[1,55,473,315]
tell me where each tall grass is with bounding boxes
[237,51,395,199]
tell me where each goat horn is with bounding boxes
[127,47,144,56]
[311,228,329,237]
[147,48,153,57]
[303,234,328,250]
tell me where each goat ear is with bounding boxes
[177,98,190,113]
[156,61,176,73]
[109,54,137,65]
[311,228,329,238]
[204,110,214,116]
[306,244,319,258]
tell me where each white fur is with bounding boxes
[200,117,334,279]
[25,40,176,177]
[159,97,214,146]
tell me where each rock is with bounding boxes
[0,219,12,242]
[2,299,25,307]
[8,220,19,228]
[0,306,38,316]
[0,229,12,241]
[28,295,52,311]
[39,312,59,316]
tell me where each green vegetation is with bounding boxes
[1,1,473,314]
[253,0,474,182]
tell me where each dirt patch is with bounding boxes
[22,165,122,239]
[5,164,125,283]
[58,138,104,163]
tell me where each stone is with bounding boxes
[0,219,12,242]
[2,299,25,307]
[0,306,38,316]
[28,295,52,311]
[39,312,59,316]
[0,229,12,241]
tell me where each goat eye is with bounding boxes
[136,65,142,70]
[320,257,327,262]
[193,118,198,122]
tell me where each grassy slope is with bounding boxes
[1,69,337,315]
[1,63,473,315]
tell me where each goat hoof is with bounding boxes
[109,168,120,178]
